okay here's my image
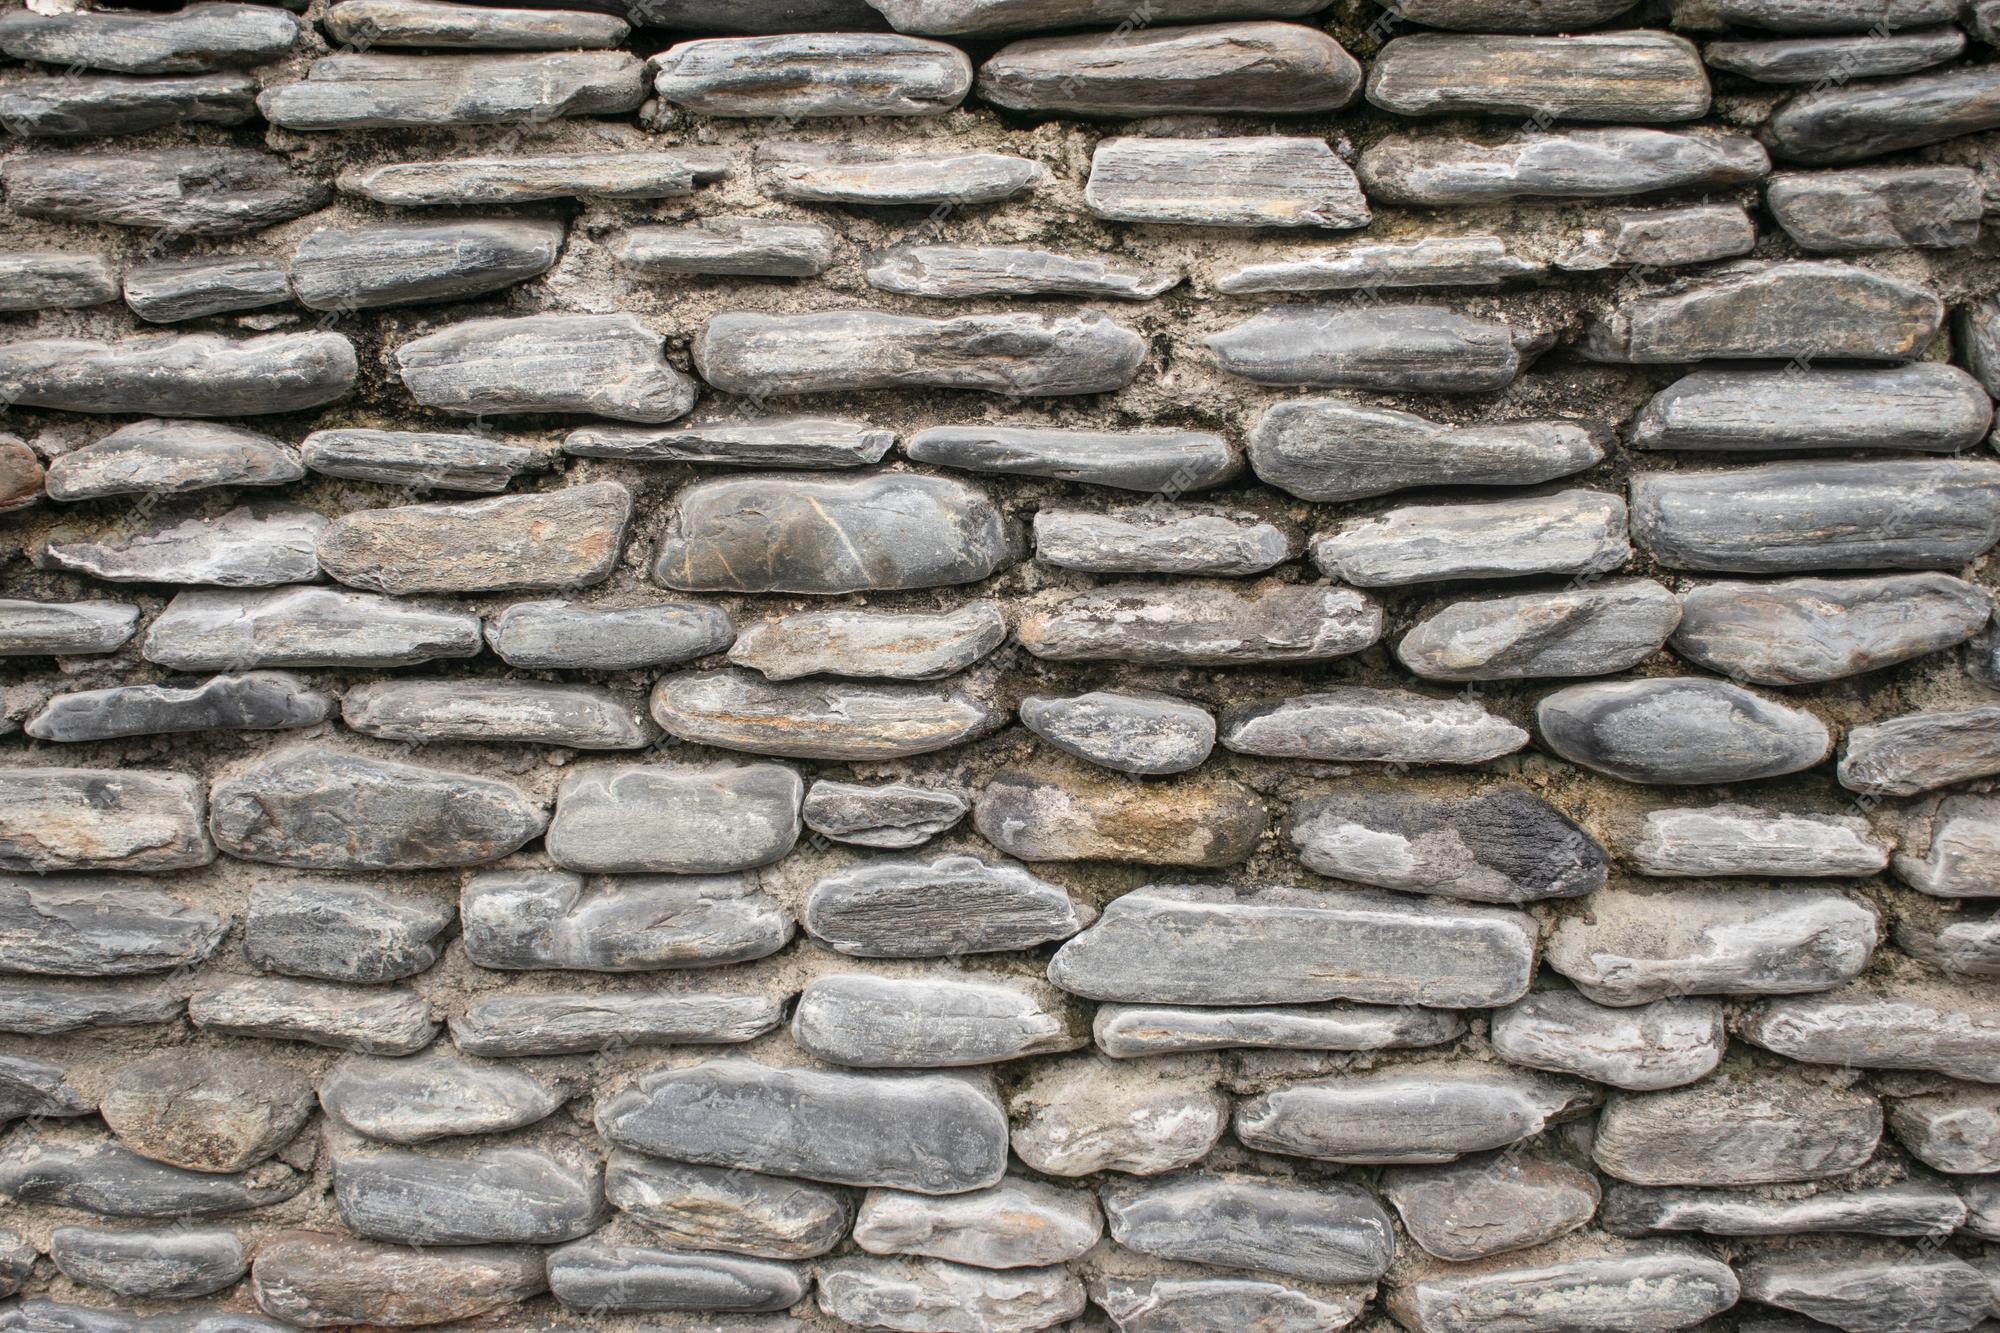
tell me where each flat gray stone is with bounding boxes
[1630,363,1993,452]
[0,253,116,311]
[596,1060,1009,1194]
[905,425,1238,492]
[0,1132,304,1217]
[342,679,654,749]
[865,0,1327,34]
[755,142,1046,205]
[0,2,299,72]
[652,669,1000,760]
[974,769,1267,867]
[0,71,256,138]
[244,882,453,984]
[461,870,791,971]
[1313,490,1630,586]
[1094,1001,1463,1059]
[612,217,837,277]
[1887,1084,2000,1173]
[1545,883,1876,1005]
[486,599,734,670]
[0,879,222,976]
[259,50,644,129]
[1769,166,1983,251]
[1594,1068,1882,1186]
[0,1055,90,1126]
[1221,687,1529,765]
[1208,305,1531,391]
[696,309,1144,396]
[99,1052,312,1174]
[1,150,329,235]
[1021,691,1214,776]
[607,1152,851,1259]
[1899,915,2000,976]
[1101,1173,1392,1283]
[803,853,1088,956]
[0,773,212,874]
[816,1257,1084,1333]
[1359,126,1768,204]
[398,314,696,422]
[652,33,969,116]
[1894,795,2000,897]
[0,983,179,1035]
[1583,260,1941,362]
[1369,31,1708,122]
[49,1227,246,1300]
[1489,992,1725,1091]
[0,331,355,416]
[1234,1064,1593,1165]
[1622,804,1888,878]
[450,992,781,1056]
[1286,788,1605,903]
[803,781,969,849]
[1017,582,1380,665]
[45,419,301,500]
[300,428,548,493]
[1677,0,1959,31]
[1842,706,2000,797]
[546,762,800,874]
[867,245,1177,300]
[979,21,1359,116]
[1380,1153,1602,1262]
[1741,1246,1992,1333]
[548,1238,807,1314]
[143,587,482,670]
[1010,1056,1227,1177]
[1740,980,2000,1082]
[567,415,892,468]
[37,503,323,587]
[1084,136,1368,229]
[318,482,630,595]
[1601,1180,1967,1239]
[324,0,627,47]
[1046,883,1537,1007]
[1396,579,1682,682]
[1536,678,1832,784]
[124,256,292,323]
[1089,1271,1367,1332]
[0,600,138,657]
[1033,505,1296,576]
[319,1049,568,1144]
[1553,201,1759,269]
[190,979,439,1055]
[25,673,331,743]
[332,1142,605,1245]
[1707,27,1964,82]
[1386,1245,1742,1333]
[341,151,721,205]
[1767,65,2000,165]
[291,220,563,312]
[209,747,545,870]
[728,602,1005,680]
[793,974,1086,1067]
[654,472,1013,594]
[855,1177,1100,1269]
[1215,234,1543,295]
[249,1232,548,1329]
[1673,573,1989,685]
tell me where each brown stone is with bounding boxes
[251,1231,547,1327]
[99,1051,314,1174]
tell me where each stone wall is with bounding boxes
[2,0,2000,1328]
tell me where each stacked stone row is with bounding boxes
[7,0,2000,1329]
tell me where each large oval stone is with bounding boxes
[396,313,696,422]
[331,1142,606,1245]
[1100,1173,1393,1283]
[651,669,1001,760]
[804,854,1090,957]
[1535,679,1831,783]
[1593,1069,1881,1186]
[545,762,801,874]
[1671,573,1990,685]
[0,331,355,416]
[1233,1064,1594,1165]
[979,21,1359,116]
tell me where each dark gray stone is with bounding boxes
[45,420,300,500]
[486,599,734,670]
[1016,582,1380,665]
[1596,1069,1883,1186]
[189,979,439,1055]
[1312,490,1630,586]
[450,991,782,1056]
[0,1055,91,1126]
[1380,1153,1601,1262]
[0,2,299,73]
[1601,1180,1967,1239]
[37,503,324,587]
[1359,126,1768,204]
[0,150,329,236]
[1677,0,1958,31]
[319,1048,568,1144]
[547,1238,808,1314]
[1215,234,1543,295]
[612,218,837,277]
[124,257,292,324]
[1536,678,1832,784]
[867,245,1178,300]
[1584,261,1942,362]
[1234,1064,1594,1165]
[143,588,483,670]
[249,1231,549,1329]
[1706,27,1964,82]
[324,0,627,47]
[0,332,355,416]
[1769,167,1983,251]
[755,142,1046,205]
[1008,1056,1227,1177]
[816,1257,1085,1332]
[1894,795,2000,897]
[1221,687,1529,765]
[1767,65,2000,165]
[1887,1084,2000,1173]
[727,603,1005,680]
[25,673,332,743]
[1841,706,2000,797]
[244,882,454,984]
[545,762,800,874]
[291,220,563,312]
[332,1142,606,1245]
[0,983,180,1035]
[1739,980,2000,1082]
[1738,1246,1992,1333]
[1553,202,1758,269]
[652,669,1000,760]
[1368,31,1708,122]
[1100,1173,1393,1283]
[1093,1001,1463,1059]
[259,50,645,129]
[973,769,1267,867]
[461,870,792,971]
[865,0,1327,33]
[1899,915,2000,975]
[651,33,969,116]
[0,1229,31,1297]
[1021,691,1214,776]
[567,415,892,468]
[1084,136,1368,229]
[0,600,138,657]
[342,679,655,749]
[794,973,1086,1067]
[1208,305,1531,391]
[300,428,548,493]
[1033,505,1296,576]
[0,774,213,874]
[1489,992,1726,1091]
[905,425,1238,492]
[1620,804,1887,878]
[0,253,116,311]
[803,853,1088,956]
[1386,1245,1742,1333]
[606,1152,852,1259]
[980,21,1359,116]
[340,151,722,205]
[803,781,969,849]
[0,72,257,138]
[0,1132,305,1217]
[397,314,696,422]
[1397,579,1682,682]
[854,1177,1100,1269]
[1630,363,1992,452]
[49,1227,246,1300]
[1673,573,1990,685]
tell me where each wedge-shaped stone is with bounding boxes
[1767,65,2000,165]
[324,0,627,47]
[856,1178,1098,1270]
[1895,795,2000,897]
[260,50,643,128]
[1033,505,1296,576]
[49,1225,245,1300]
[190,979,438,1055]
[1380,1153,1601,1262]
[597,1061,1009,1194]
[607,1153,852,1259]
[867,245,1177,300]
[546,762,800,874]
[1537,678,1831,785]
[1084,136,1367,229]
[1546,884,1874,1005]
[612,217,836,277]
[0,600,138,657]
[1602,1180,1967,1239]
[450,992,781,1056]
[1621,805,1886,878]
[729,603,1004,681]
[0,253,116,311]
[1101,1173,1392,1283]
[343,680,652,749]
[667,475,1009,598]
[27,673,331,744]
[1744,1248,1990,1333]
[906,425,1237,493]
[1769,166,1982,251]
[1090,1271,1367,1332]
[795,974,1085,1068]
[1491,992,1724,1091]
[818,1257,1083,1333]
[1708,26,1963,82]
[211,748,544,870]
[398,314,695,422]
[0,71,257,137]
[652,33,969,116]
[1359,126,1768,205]
[652,669,999,760]
[1841,706,2000,797]
[1216,234,1541,295]
[0,332,355,416]
[1222,687,1528,765]
[244,882,450,986]
[144,588,482,670]
[0,1132,304,1217]
[1584,261,1941,362]
[1249,398,1602,502]
[1210,305,1528,391]
[974,770,1266,867]
[250,1231,547,1329]
[0,150,328,235]
[1900,916,2000,976]
[38,503,324,588]
[341,151,720,205]
[866,0,1328,32]
[1094,1002,1463,1059]
[486,599,733,670]
[301,428,546,493]
[1287,788,1604,903]
[462,870,790,971]
[1386,1244,1741,1333]
[980,21,1359,116]
[1674,574,1989,686]
[1741,982,2000,1083]
[756,143,1046,205]
[1630,363,1992,452]
[47,420,300,501]
[1594,1068,1881,1185]
[1047,884,1536,1007]
[1313,491,1629,587]
[1369,32,1708,122]
[1017,582,1380,665]
[319,483,629,596]
[1553,201,1758,269]
[320,1049,567,1144]
[1398,580,1680,683]
[1888,1084,2000,1173]
[0,1056,90,1126]
[0,3,299,73]
[291,220,562,312]
[696,310,1144,397]
[0,983,179,1035]
[1235,1065,1593,1165]
[549,1238,807,1314]
[1010,1056,1226,1176]
[804,853,1087,957]
[804,782,968,850]
[124,256,291,323]
[333,1143,605,1245]
[0,879,222,976]
[568,415,891,468]
[1021,691,1214,776]
[0,773,212,874]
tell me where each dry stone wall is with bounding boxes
[3,0,2000,1328]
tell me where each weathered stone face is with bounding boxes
[1085,136,1369,229]
[258,51,646,129]
[1017,582,1381,664]
[1286,789,1607,903]
[974,769,1268,866]
[1233,1064,1596,1165]
[99,1052,313,1174]
[652,33,971,117]
[651,669,1003,759]
[607,1152,853,1258]
[450,991,782,1056]
[1380,1152,1601,1262]
[460,870,792,971]
[979,22,1360,116]
[318,1049,569,1145]
[1593,1070,1883,1186]
[250,1231,548,1328]
[804,853,1088,957]
[1386,1244,1742,1333]
[1102,1173,1394,1283]
[0,771,213,873]
[243,881,453,985]
[49,1225,247,1300]
[331,1142,607,1245]
[1368,32,1710,122]
[396,314,697,422]
[544,762,801,874]
[0,332,356,416]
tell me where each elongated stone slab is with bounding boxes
[37,503,323,588]
[1769,166,1982,251]
[332,1143,605,1245]
[1545,884,1875,1005]
[0,879,222,976]
[486,599,733,669]
[1602,1180,1967,1239]
[0,253,116,311]
[450,992,781,1055]
[49,1225,246,1299]
[1740,982,2000,1082]
[1594,1069,1881,1186]
[1381,1153,1601,1262]
[794,974,1086,1067]
[0,983,179,1035]
[1084,136,1367,229]
[1090,1271,1364,1332]
[1095,1002,1462,1059]
[301,428,546,493]
[974,770,1266,867]
[398,314,696,422]
[320,483,629,595]
[1738,1247,1993,1333]
[1554,201,1758,270]
[1369,32,1708,122]
[804,853,1089,957]
[1622,805,1887,878]
[1017,582,1380,665]
[104,1049,312,1175]
[1387,1246,1741,1333]
[1707,26,1964,82]
[46,420,300,500]
[0,71,257,138]
[1236,1065,1594,1165]
[755,143,1046,205]
[26,673,330,744]
[1034,505,1295,576]
[1021,691,1214,776]
[652,670,1000,760]
[1223,687,1527,765]
[1630,363,1992,452]
[345,680,651,749]
[867,245,1177,300]
[259,51,644,129]
[906,425,1237,493]
[1010,1057,1226,1177]
[549,1238,807,1314]
[866,0,1327,33]
[1047,884,1536,1007]
[728,603,1004,680]
[1101,1174,1392,1283]
[1209,305,1530,391]
[1490,992,1724,1091]
[0,332,355,416]
[1314,491,1631,587]
[1397,580,1680,683]
[855,1177,1100,1269]
[249,1232,548,1328]
[124,257,292,323]
[607,1152,852,1259]
[0,3,300,73]
[546,762,800,874]
[1767,65,2000,165]
[0,1133,305,1217]
[0,600,138,657]
[1359,127,1768,204]
[1841,706,2000,796]
[612,218,836,277]
[655,472,1013,594]
[804,782,969,849]
[1287,789,1604,904]
[1584,261,1941,362]
[1677,0,1959,32]
[1249,398,1602,502]
[340,151,721,205]
[210,748,545,870]
[980,22,1359,116]
[244,882,453,984]
[144,588,481,670]
[1215,235,1542,295]
[567,415,892,468]
[1894,795,2000,897]
[1,150,329,235]
[1536,678,1831,784]
[291,220,563,312]
[652,33,969,116]
[190,979,439,1055]
[325,0,627,47]
[597,1060,1009,1194]
[319,1049,568,1143]
[1672,573,1989,685]
[817,1257,1084,1333]
[461,870,791,971]
[1357,0,1637,27]
[0,772,212,874]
